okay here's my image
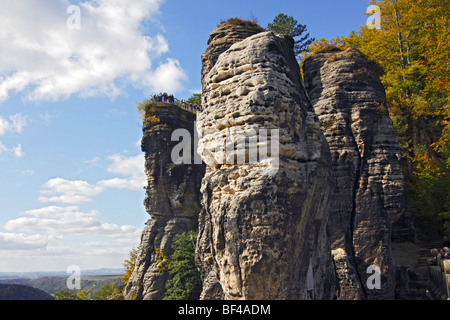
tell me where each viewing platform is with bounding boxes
[149,94,202,114]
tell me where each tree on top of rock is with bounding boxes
[267,13,315,60]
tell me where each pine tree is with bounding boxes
[267,13,315,60]
[164,231,201,300]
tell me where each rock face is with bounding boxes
[196,25,337,300]
[201,20,264,89]
[124,105,205,300]
[303,48,405,299]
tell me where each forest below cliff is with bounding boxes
[303,0,449,241]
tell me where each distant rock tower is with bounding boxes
[124,105,205,300]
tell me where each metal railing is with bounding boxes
[428,260,450,300]
[149,95,202,114]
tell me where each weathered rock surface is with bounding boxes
[124,105,205,300]
[201,20,264,89]
[303,48,405,299]
[196,27,337,300]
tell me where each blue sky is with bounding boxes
[0,0,370,273]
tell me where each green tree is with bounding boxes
[187,93,201,105]
[54,290,78,300]
[164,230,202,300]
[92,282,124,300]
[409,146,450,240]
[76,289,91,300]
[267,13,315,59]
[54,289,91,300]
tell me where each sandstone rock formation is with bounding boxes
[125,20,405,301]
[196,24,337,300]
[303,48,405,299]
[201,19,264,89]
[124,105,205,300]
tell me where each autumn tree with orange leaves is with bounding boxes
[304,0,449,240]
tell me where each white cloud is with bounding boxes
[81,238,136,248]
[24,205,97,219]
[12,144,24,158]
[0,232,62,250]
[106,154,144,176]
[39,154,146,204]
[84,156,102,167]
[0,113,29,157]
[98,154,146,190]
[39,111,57,126]
[0,0,186,104]
[97,177,143,190]
[143,58,188,94]
[0,152,146,270]
[0,113,28,135]
[0,204,141,271]
[39,178,103,204]
[0,142,8,154]
[21,169,35,176]
[3,205,141,239]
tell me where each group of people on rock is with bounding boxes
[153,92,175,103]
[429,235,450,265]
[150,93,203,113]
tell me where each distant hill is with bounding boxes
[0,268,125,279]
[28,275,124,295]
[0,284,54,300]
[0,268,125,298]
[0,278,31,285]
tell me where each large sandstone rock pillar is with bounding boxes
[196,24,337,300]
[303,48,405,299]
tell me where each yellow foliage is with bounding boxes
[155,248,168,273]
[121,247,138,285]
[146,115,161,124]
[110,287,125,300]
[136,99,162,124]
[76,289,91,300]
